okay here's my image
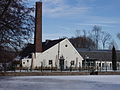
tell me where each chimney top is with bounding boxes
[38,0,42,2]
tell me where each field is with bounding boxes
[0,75,120,90]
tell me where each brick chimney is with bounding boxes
[35,2,42,52]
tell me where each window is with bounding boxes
[49,60,52,65]
[23,62,25,64]
[102,63,104,67]
[65,45,68,47]
[110,63,112,67]
[117,63,119,67]
[99,63,101,67]
[71,61,75,65]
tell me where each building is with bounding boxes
[22,39,83,70]
[77,49,120,70]
[21,2,83,70]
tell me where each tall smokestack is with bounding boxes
[35,2,42,52]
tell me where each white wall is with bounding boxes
[22,58,32,69]
[33,39,83,69]
[95,61,120,70]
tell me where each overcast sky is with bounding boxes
[27,0,120,49]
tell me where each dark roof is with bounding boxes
[77,48,120,62]
[20,39,64,58]
[19,44,34,59]
[42,39,64,51]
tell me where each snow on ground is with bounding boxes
[0,75,120,90]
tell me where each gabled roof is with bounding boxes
[77,48,120,62]
[42,39,64,51]
[20,39,64,58]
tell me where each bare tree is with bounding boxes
[69,36,96,49]
[74,25,113,50]
[117,33,120,40]
[0,0,35,63]
[109,40,118,50]
[75,30,81,37]
[0,0,34,50]
[91,25,102,49]
[101,31,112,49]
[82,30,87,48]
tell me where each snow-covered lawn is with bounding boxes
[0,75,120,90]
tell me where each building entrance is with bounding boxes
[59,56,65,71]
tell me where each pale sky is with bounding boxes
[26,0,120,49]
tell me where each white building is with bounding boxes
[22,38,83,70]
[22,58,32,69]
[21,2,83,70]
[78,49,120,70]
[21,40,120,71]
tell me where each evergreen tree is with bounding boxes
[112,46,117,70]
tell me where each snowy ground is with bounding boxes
[0,75,120,90]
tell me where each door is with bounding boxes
[59,56,65,71]
[59,59,64,71]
